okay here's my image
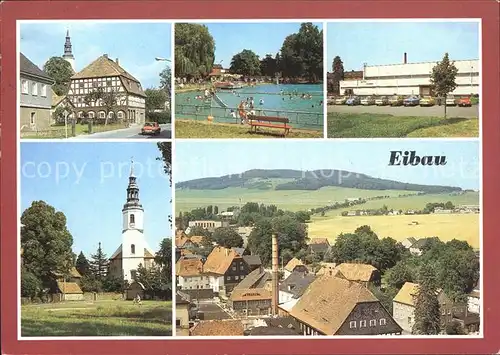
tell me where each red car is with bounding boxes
[458,97,472,107]
[141,122,161,135]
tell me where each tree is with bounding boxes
[21,267,43,300]
[145,88,168,115]
[157,142,172,224]
[159,66,172,99]
[75,252,91,276]
[212,227,243,248]
[445,320,466,335]
[230,49,261,76]
[175,23,215,79]
[21,201,74,288]
[102,274,126,292]
[412,265,441,335]
[260,54,278,77]
[84,87,119,125]
[430,53,458,119]
[188,225,211,238]
[385,260,415,289]
[330,56,344,95]
[89,242,109,281]
[155,238,172,285]
[43,56,73,95]
[80,274,103,293]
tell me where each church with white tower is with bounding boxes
[62,30,76,73]
[108,161,155,282]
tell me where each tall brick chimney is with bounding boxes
[404,52,407,64]
[271,234,279,316]
[116,58,120,66]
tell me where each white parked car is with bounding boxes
[446,95,457,106]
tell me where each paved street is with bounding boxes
[194,299,233,320]
[327,104,478,118]
[71,124,171,139]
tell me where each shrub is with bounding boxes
[147,110,171,124]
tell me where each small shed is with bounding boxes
[126,281,145,300]
[55,281,84,301]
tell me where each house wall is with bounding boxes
[279,290,294,304]
[20,75,52,109]
[393,302,415,334]
[20,106,52,132]
[176,304,190,328]
[178,275,211,291]
[468,295,480,314]
[62,293,84,301]
[337,302,402,335]
[208,275,224,293]
[224,259,250,292]
[340,60,479,96]
[231,299,271,316]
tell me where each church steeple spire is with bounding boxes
[62,29,76,72]
[123,159,143,212]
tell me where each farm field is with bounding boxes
[320,191,480,217]
[175,186,420,212]
[308,213,480,249]
[21,300,172,337]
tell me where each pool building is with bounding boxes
[339,53,479,97]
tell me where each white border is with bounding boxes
[16,18,483,341]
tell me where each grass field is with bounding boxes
[327,113,479,138]
[21,300,172,337]
[175,119,323,138]
[175,186,421,212]
[308,213,480,249]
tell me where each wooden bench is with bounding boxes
[247,115,291,136]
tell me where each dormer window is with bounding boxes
[131,244,135,254]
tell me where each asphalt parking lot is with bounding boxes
[327,104,479,118]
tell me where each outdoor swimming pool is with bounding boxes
[175,84,324,130]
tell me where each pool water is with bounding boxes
[175,84,324,130]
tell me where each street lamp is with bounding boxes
[470,64,474,94]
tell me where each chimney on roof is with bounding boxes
[103,54,108,58]
[404,52,407,64]
[271,234,279,316]
[116,58,119,66]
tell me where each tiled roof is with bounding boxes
[308,243,330,253]
[203,246,241,275]
[189,235,205,245]
[71,55,145,97]
[334,263,377,282]
[284,257,304,272]
[175,232,190,248]
[190,320,244,336]
[393,282,419,306]
[309,238,330,245]
[233,268,270,291]
[410,237,440,249]
[242,255,262,267]
[316,263,336,276]
[53,266,82,279]
[232,247,245,256]
[247,326,299,336]
[20,53,54,82]
[51,90,66,107]
[176,258,203,277]
[56,281,83,294]
[289,276,378,335]
[229,288,271,302]
[279,271,316,298]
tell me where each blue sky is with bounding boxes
[20,142,172,258]
[20,21,171,89]
[175,140,480,190]
[196,22,323,66]
[327,21,479,71]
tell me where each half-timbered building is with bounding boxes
[67,54,146,124]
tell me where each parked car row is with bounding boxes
[329,95,473,107]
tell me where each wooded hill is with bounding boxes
[176,169,462,193]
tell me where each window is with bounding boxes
[108,111,114,119]
[176,319,181,327]
[30,112,36,125]
[93,82,98,88]
[379,318,386,326]
[226,276,231,281]
[131,244,135,254]
[408,317,412,324]
[88,112,95,118]
[442,309,446,315]
[117,111,124,119]
[369,320,376,327]
[41,84,47,97]
[31,82,38,96]
[130,214,135,224]
[235,276,239,280]
[79,83,84,88]
[232,266,236,271]
[349,321,356,329]
[131,270,137,280]
[360,320,367,327]
[107,80,112,86]
[99,111,106,119]
[21,80,29,94]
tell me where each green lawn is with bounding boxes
[327,113,479,138]
[21,300,172,336]
[175,119,323,138]
[176,186,420,212]
[22,123,127,139]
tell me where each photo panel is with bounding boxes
[174,21,325,139]
[19,142,173,337]
[173,140,481,338]
[326,20,480,138]
[19,21,172,140]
